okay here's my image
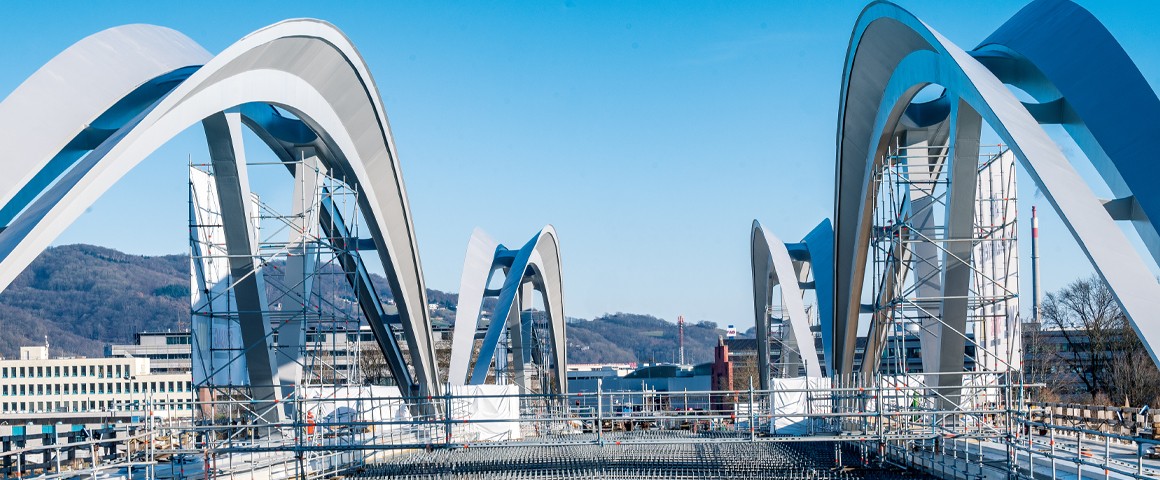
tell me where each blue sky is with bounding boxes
[2,1,1158,329]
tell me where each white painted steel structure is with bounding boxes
[0,21,443,422]
[751,220,830,384]
[449,227,568,395]
[832,0,1160,396]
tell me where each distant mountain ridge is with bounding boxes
[0,244,724,366]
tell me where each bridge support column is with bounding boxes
[202,111,282,426]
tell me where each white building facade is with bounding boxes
[0,345,194,419]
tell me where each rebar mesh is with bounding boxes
[355,440,932,480]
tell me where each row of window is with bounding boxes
[303,333,376,344]
[145,354,191,360]
[0,398,194,414]
[1,380,192,397]
[0,363,137,379]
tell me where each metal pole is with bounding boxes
[1104,434,1110,480]
[596,378,603,446]
[749,377,755,442]
[444,384,452,447]
[90,436,97,480]
[296,393,305,480]
[1032,206,1041,325]
[1078,430,1084,480]
[1050,410,1057,479]
[876,373,884,467]
[1138,442,1144,477]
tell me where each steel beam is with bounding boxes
[201,111,281,425]
[935,101,982,408]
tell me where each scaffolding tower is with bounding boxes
[863,141,1021,410]
[189,153,409,474]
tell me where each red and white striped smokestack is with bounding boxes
[1031,206,1041,325]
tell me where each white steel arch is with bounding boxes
[833,0,1160,400]
[751,220,823,383]
[449,226,568,395]
[0,21,442,413]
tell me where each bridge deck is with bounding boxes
[354,438,931,480]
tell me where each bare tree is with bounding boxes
[358,346,394,385]
[1108,322,1160,407]
[1041,274,1160,405]
[1021,316,1054,400]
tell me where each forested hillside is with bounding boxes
[0,245,724,366]
[566,313,724,365]
[0,245,188,358]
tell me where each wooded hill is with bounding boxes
[0,244,724,366]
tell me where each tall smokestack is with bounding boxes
[678,315,685,365]
[1031,206,1041,325]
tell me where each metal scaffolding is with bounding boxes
[188,154,402,478]
[863,141,1020,395]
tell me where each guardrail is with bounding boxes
[27,382,1146,479]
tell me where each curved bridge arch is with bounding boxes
[974,0,1160,260]
[834,1,1160,401]
[751,220,824,383]
[0,21,442,415]
[449,226,568,395]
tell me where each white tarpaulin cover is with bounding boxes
[769,376,831,435]
[298,385,410,433]
[190,166,249,387]
[450,384,522,442]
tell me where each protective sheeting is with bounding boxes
[449,384,522,442]
[298,385,410,433]
[769,376,831,435]
[190,166,248,387]
[972,151,1022,375]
